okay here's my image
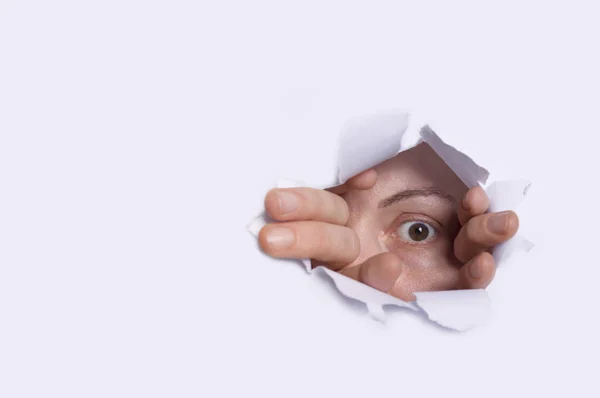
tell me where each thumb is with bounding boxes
[355,252,410,301]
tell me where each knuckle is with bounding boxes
[323,191,345,224]
[306,189,348,224]
[298,188,325,221]
[309,224,328,254]
[308,189,325,219]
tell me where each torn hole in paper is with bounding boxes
[249,110,533,331]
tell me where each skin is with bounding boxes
[258,143,519,301]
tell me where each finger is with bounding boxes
[457,186,490,225]
[460,251,496,289]
[328,168,377,195]
[258,221,359,269]
[346,168,378,190]
[357,252,406,297]
[264,187,349,225]
[454,211,519,263]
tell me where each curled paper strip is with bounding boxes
[249,110,533,331]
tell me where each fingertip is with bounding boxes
[257,224,274,254]
[258,224,296,256]
[359,252,404,293]
[464,251,496,289]
[465,186,489,214]
[257,225,270,253]
[506,211,520,236]
[346,168,377,191]
[264,189,279,219]
[479,251,497,284]
[458,186,490,225]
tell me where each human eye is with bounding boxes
[394,220,438,244]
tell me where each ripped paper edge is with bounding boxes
[249,110,534,331]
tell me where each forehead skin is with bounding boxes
[371,142,467,204]
[343,143,467,218]
[340,142,469,300]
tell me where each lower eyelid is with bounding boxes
[386,236,437,249]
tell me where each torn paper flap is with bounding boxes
[484,180,535,266]
[247,212,268,237]
[249,110,533,331]
[414,289,492,331]
[492,235,535,267]
[485,180,532,213]
[419,124,490,189]
[315,266,417,322]
[248,179,305,237]
[337,110,408,184]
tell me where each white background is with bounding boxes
[1,1,599,397]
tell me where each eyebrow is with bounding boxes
[378,188,455,208]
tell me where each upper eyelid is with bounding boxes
[386,212,445,234]
[391,220,437,237]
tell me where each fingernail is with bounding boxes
[276,191,299,214]
[487,212,509,235]
[469,259,482,279]
[265,227,295,249]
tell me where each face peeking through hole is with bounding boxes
[259,142,520,301]
[335,143,468,300]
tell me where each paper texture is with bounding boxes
[414,289,492,330]
[337,111,409,184]
[248,110,533,331]
[485,180,535,265]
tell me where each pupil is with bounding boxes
[409,223,429,241]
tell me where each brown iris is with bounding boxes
[408,223,429,241]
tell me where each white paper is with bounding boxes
[414,289,492,331]
[419,124,490,189]
[337,110,409,184]
[248,110,533,331]
[485,180,535,265]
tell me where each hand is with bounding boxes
[453,185,519,289]
[259,166,519,301]
[335,185,520,299]
[258,169,377,269]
